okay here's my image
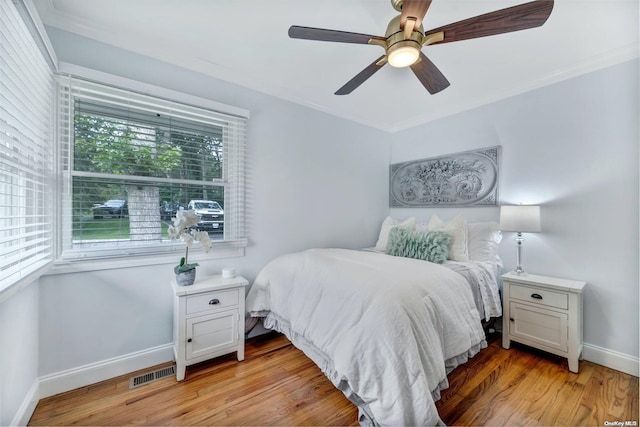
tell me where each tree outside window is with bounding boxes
[72,98,225,248]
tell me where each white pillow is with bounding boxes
[467,221,502,264]
[427,214,469,261]
[375,216,416,251]
[415,222,429,231]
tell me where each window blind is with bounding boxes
[57,77,247,259]
[0,0,55,290]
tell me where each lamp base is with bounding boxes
[513,232,528,276]
[513,266,528,276]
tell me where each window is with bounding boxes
[57,78,247,261]
[0,1,55,292]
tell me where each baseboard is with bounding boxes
[39,343,174,399]
[583,343,639,377]
[10,379,39,426]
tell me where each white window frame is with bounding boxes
[50,63,249,274]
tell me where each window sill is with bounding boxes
[47,239,247,275]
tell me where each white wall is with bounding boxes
[0,282,40,426]
[37,28,391,377]
[390,59,639,361]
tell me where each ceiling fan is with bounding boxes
[288,0,554,95]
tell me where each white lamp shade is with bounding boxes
[499,205,541,232]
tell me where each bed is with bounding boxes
[245,217,502,426]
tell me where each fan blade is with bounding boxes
[410,52,450,94]
[289,26,382,44]
[335,55,388,95]
[424,0,554,44]
[400,0,432,30]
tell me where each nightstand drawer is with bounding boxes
[186,289,239,314]
[510,283,568,310]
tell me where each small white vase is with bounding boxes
[175,268,196,286]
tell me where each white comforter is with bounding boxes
[246,248,487,426]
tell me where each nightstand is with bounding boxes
[171,274,249,381]
[501,272,586,373]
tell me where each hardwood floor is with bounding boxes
[30,331,638,426]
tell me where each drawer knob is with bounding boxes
[530,293,543,300]
[510,318,514,322]
[209,298,220,305]
[187,338,192,343]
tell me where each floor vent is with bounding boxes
[129,365,176,389]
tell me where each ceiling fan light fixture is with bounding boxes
[387,41,420,68]
[289,0,555,95]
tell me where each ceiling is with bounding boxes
[33,0,639,132]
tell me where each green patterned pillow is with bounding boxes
[385,227,451,264]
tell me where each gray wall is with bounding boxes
[390,59,639,358]
[37,28,391,375]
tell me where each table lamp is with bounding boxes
[499,205,541,275]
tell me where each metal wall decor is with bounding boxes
[390,146,501,207]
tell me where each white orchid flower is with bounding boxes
[181,210,200,228]
[168,208,214,265]
[167,225,180,239]
[192,230,213,253]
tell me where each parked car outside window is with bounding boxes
[91,199,128,219]
[187,199,224,232]
[160,201,182,220]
